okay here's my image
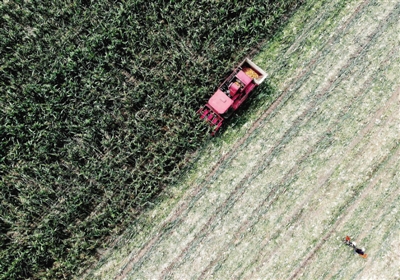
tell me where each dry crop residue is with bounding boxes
[87,0,400,279]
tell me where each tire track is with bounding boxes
[251,0,371,133]
[273,0,369,89]
[115,0,374,278]
[241,2,400,276]
[160,2,399,277]
[299,88,399,278]
[198,44,399,279]
[323,148,400,279]
[288,137,400,280]
[356,198,400,279]
[244,84,400,279]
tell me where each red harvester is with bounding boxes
[197,58,267,135]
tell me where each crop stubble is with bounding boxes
[202,1,400,278]
[92,0,400,278]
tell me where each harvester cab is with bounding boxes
[197,58,267,135]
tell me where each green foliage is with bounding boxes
[0,0,303,278]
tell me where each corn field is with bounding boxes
[0,0,302,278]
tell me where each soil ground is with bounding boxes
[82,0,400,279]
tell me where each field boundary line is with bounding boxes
[114,0,373,278]
[170,0,391,276]
[210,43,399,278]
[161,1,398,276]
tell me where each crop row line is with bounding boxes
[115,0,380,276]
[288,136,400,280]
[155,2,400,277]
[201,65,399,278]
[239,49,400,279]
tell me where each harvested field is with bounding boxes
[84,0,400,279]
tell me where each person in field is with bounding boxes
[344,236,367,258]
